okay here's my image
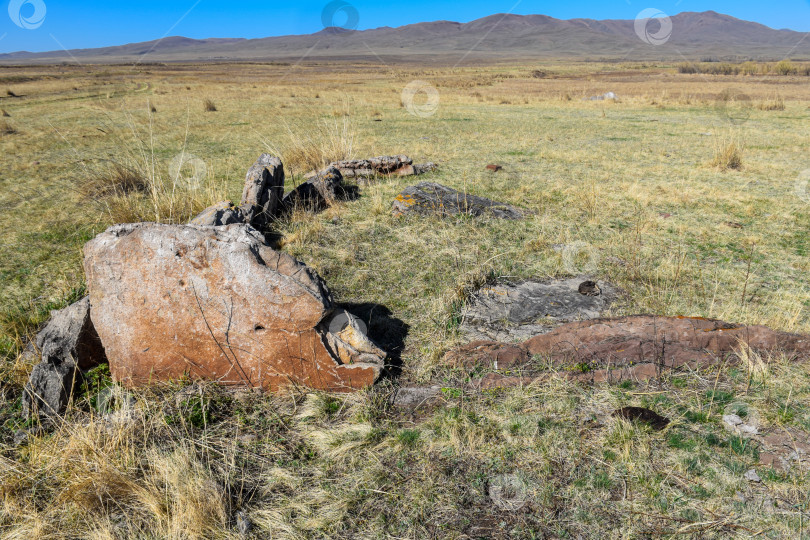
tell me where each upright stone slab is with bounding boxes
[239,154,285,230]
[22,297,107,416]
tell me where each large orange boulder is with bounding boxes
[83,223,385,392]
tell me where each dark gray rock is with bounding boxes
[460,278,616,343]
[13,429,30,447]
[283,166,341,210]
[22,297,107,417]
[23,360,81,417]
[392,182,525,219]
[190,201,245,226]
[35,297,106,370]
[282,167,355,212]
[239,154,284,230]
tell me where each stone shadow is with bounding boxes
[340,302,409,380]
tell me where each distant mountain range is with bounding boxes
[1,11,808,64]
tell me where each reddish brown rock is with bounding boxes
[478,373,538,390]
[83,223,386,392]
[445,341,528,370]
[448,315,810,387]
[486,164,503,172]
[522,316,810,368]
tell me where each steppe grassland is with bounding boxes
[0,62,809,538]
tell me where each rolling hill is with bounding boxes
[1,10,808,64]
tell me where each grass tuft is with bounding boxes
[0,120,16,134]
[81,162,149,198]
[203,98,217,112]
[757,95,785,111]
[262,117,355,177]
[711,134,744,170]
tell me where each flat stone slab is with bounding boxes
[306,155,437,182]
[392,182,525,219]
[446,315,810,389]
[460,278,617,342]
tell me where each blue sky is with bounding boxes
[1,0,809,53]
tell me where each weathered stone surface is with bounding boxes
[282,167,346,212]
[306,156,437,181]
[239,154,284,230]
[389,386,441,408]
[412,162,438,175]
[22,297,107,416]
[331,155,411,178]
[521,315,810,369]
[392,182,525,219]
[758,428,810,471]
[445,341,529,370]
[448,315,810,387]
[83,223,386,392]
[23,360,81,417]
[460,279,616,342]
[190,201,245,226]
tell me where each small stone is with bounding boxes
[486,164,503,172]
[412,162,438,175]
[578,280,601,297]
[389,386,441,408]
[744,469,761,483]
[723,414,743,427]
[13,429,29,447]
[236,510,252,537]
[190,201,245,227]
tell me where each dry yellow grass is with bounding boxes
[711,132,745,170]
